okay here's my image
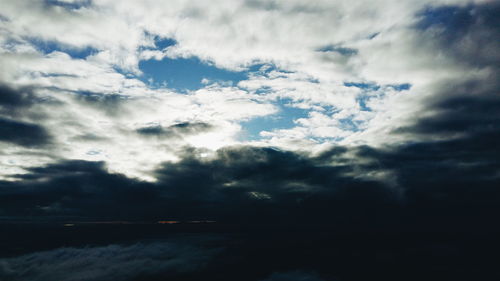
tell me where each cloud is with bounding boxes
[136,122,214,138]
[0,84,36,110]
[0,146,390,223]
[1,132,498,232]
[416,2,500,68]
[0,80,275,180]
[394,82,500,138]
[0,117,52,147]
[0,240,218,281]
[0,0,497,215]
[0,1,496,172]
[0,85,53,147]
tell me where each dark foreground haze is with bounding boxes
[1,223,499,281]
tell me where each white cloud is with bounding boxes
[0,0,489,180]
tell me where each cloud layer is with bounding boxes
[0,0,497,179]
[0,240,218,281]
[0,0,498,232]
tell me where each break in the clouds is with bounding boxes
[0,0,497,180]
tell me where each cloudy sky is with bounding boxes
[0,0,499,280]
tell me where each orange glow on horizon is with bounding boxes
[157,220,180,224]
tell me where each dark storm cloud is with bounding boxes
[0,160,158,219]
[399,94,500,135]
[349,2,500,232]
[0,85,35,108]
[355,138,500,231]
[393,2,500,162]
[0,84,53,147]
[137,122,213,138]
[394,77,500,142]
[383,85,500,230]
[1,2,499,233]
[0,84,43,118]
[0,146,399,226]
[0,117,51,147]
[417,2,500,67]
[154,145,406,227]
[0,125,498,230]
[0,240,217,281]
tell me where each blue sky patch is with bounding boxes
[153,37,177,50]
[138,36,255,91]
[356,95,372,111]
[344,82,380,91]
[345,82,411,91]
[241,101,309,140]
[139,57,248,91]
[316,45,358,56]
[388,83,411,91]
[339,117,363,132]
[44,0,92,10]
[348,82,411,112]
[140,35,177,51]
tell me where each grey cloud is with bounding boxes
[0,117,51,147]
[0,85,35,108]
[0,85,43,118]
[0,146,397,225]
[393,79,500,138]
[0,84,56,147]
[75,92,129,116]
[3,132,498,232]
[416,3,500,68]
[0,240,217,281]
[137,122,214,138]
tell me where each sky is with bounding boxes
[0,0,499,281]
